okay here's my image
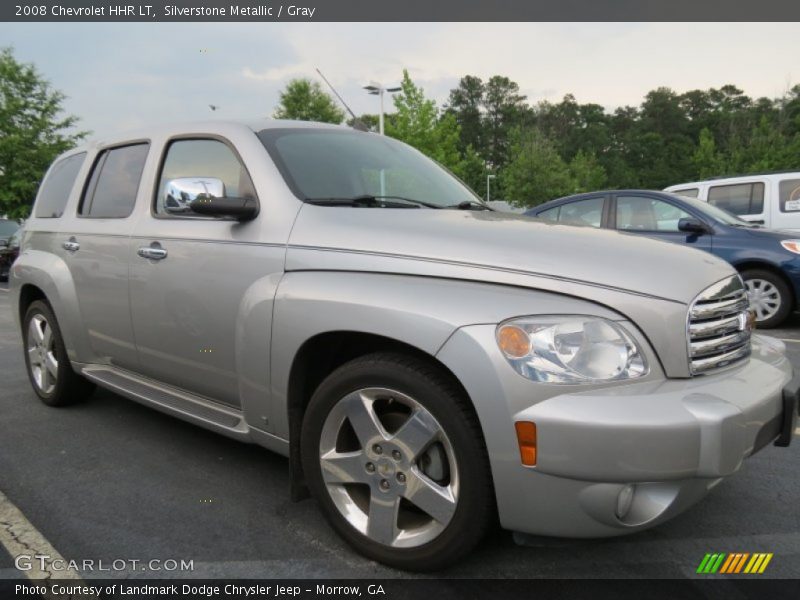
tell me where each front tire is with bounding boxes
[22,300,95,406]
[301,352,493,571]
[741,269,792,328]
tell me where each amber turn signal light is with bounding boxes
[514,421,537,466]
[497,325,531,358]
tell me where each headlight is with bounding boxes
[496,316,648,384]
[781,240,800,254]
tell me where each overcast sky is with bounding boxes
[1,22,798,138]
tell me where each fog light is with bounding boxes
[616,484,635,519]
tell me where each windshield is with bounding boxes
[667,193,756,226]
[258,128,482,208]
[0,220,19,237]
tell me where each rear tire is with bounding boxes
[301,352,493,571]
[22,300,95,407]
[741,269,792,329]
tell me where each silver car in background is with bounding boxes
[9,120,799,570]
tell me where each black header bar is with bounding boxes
[3,0,800,22]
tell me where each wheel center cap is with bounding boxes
[377,459,395,476]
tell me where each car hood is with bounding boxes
[286,207,734,305]
[737,226,799,242]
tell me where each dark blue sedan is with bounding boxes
[525,190,800,328]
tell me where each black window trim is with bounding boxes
[77,139,151,219]
[150,133,260,221]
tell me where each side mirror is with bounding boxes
[162,177,258,221]
[163,177,225,215]
[0,240,8,249]
[189,196,259,221]
[678,217,709,234]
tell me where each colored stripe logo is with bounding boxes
[696,552,773,574]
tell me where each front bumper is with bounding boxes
[436,328,795,537]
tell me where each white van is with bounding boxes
[665,172,800,231]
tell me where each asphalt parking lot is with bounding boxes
[0,280,798,580]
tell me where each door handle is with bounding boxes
[62,238,80,252]
[137,245,168,261]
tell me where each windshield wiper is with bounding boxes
[304,195,440,209]
[445,200,494,211]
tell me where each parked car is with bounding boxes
[526,190,800,328]
[0,218,19,244]
[0,219,20,282]
[0,225,23,282]
[664,171,800,231]
[10,121,798,570]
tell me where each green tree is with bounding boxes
[501,127,573,207]
[444,75,485,155]
[273,78,344,124]
[0,47,86,218]
[692,127,725,178]
[569,150,607,193]
[482,76,531,171]
[386,70,484,193]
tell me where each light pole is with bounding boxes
[486,174,496,203]
[363,81,401,136]
[364,81,401,197]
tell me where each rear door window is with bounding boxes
[34,153,86,218]
[536,206,560,222]
[557,197,604,228]
[80,144,149,218]
[707,182,764,216]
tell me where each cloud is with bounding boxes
[0,22,796,137]
[242,64,312,82]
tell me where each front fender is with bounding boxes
[269,271,624,439]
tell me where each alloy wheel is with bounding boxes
[318,387,459,548]
[27,313,58,394]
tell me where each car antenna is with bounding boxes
[316,68,370,132]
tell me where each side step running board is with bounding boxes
[81,366,251,441]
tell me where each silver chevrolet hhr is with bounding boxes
[10,120,798,570]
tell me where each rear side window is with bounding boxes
[708,182,764,216]
[537,206,560,221]
[80,144,149,218]
[779,179,800,213]
[672,188,699,198]
[558,197,604,228]
[34,153,86,218]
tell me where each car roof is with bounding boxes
[665,171,800,189]
[61,118,356,157]
[526,189,675,213]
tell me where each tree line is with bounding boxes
[276,73,800,207]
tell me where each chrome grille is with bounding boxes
[688,276,752,375]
